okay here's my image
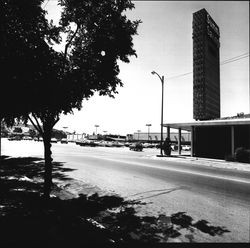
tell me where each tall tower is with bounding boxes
[193,9,220,120]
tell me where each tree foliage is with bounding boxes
[0,0,60,123]
[0,0,140,198]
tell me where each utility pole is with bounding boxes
[146,124,152,143]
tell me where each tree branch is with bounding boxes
[32,113,44,134]
[28,115,43,136]
[64,24,80,62]
[52,115,60,127]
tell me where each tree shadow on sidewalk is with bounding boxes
[0,156,230,245]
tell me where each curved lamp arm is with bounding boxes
[151,71,164,82]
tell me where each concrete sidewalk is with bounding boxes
[152,153,250,172]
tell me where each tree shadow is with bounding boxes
[0,156,75,181]
[193,219,230,236]
[0,156,231,245]
[94,208,231,243]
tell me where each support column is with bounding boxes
[231,126,235,157]
[191,126,194,157]
[178,128,182,155]
[167,126,170,139]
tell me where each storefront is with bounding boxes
[164,117,250,159]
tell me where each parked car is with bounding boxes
[171,144,178,151]
[142,143,155,148]
[61,138,68,144]
[23,136,32,140]
[8,136,22,141]
[129,142,143,152]
[51,138,58,143]
[182,145,191,151]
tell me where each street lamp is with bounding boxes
[137,130,141,141]
[151,71,164,156]
[94,125,99,135]
[146,124,152,143]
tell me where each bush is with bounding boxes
[234,147,250,163]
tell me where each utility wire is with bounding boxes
[167,72,193,80]
[220,52,249,64]
[166,52,249,80]
[221,54,249,65]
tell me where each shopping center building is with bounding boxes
[164,115,250,159]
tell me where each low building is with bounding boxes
[131,132,191,144]
[164,115,250,159]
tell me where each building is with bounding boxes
[162,9,250,161]
[164,115,250,160]
[193,8,220,120]
[131,132,191,144]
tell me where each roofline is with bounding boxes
[164,118,250,131]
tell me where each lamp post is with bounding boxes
[146,124,151,143]
[137,130,141,141]
[94,125,99,135]
[151,71,164,156]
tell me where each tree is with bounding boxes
[0,0,62,196]
[0,0,140,198]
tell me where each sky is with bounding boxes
[44,1,249,135]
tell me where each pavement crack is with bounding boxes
[126,186,189,201]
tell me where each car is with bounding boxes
[8,136,22,141]
[124,142,132,147]
[61,138,68,144]
[23,136,32,140]
[51,138,58,143]
[112,141,124,147]
[171,144,178,151]
[129,142,143,151]
[182,145,191,151]
[142,143,155,148]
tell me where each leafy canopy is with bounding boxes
[0,0,140,124]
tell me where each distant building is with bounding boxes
[132,132,191,144]
[193,8,220,120]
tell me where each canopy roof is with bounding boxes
[164,118,250,131]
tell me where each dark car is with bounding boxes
[51,138,58,143]
[8,136,22,141]
[60,138,68,144]
[129,142,143,152]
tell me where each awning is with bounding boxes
[163,118,250,131]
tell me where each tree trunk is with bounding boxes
[0,117,2,157]
[43,124,53,199]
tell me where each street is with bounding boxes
[2,138,250,242]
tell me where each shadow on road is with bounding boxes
[0,156,230,245]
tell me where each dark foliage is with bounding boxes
[235,147,250,163]
[0,0,141,198]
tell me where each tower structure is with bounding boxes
[193,8,220,120]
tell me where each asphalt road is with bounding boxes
[2,139,250,242]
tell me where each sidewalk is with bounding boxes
[152,152,250,172]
